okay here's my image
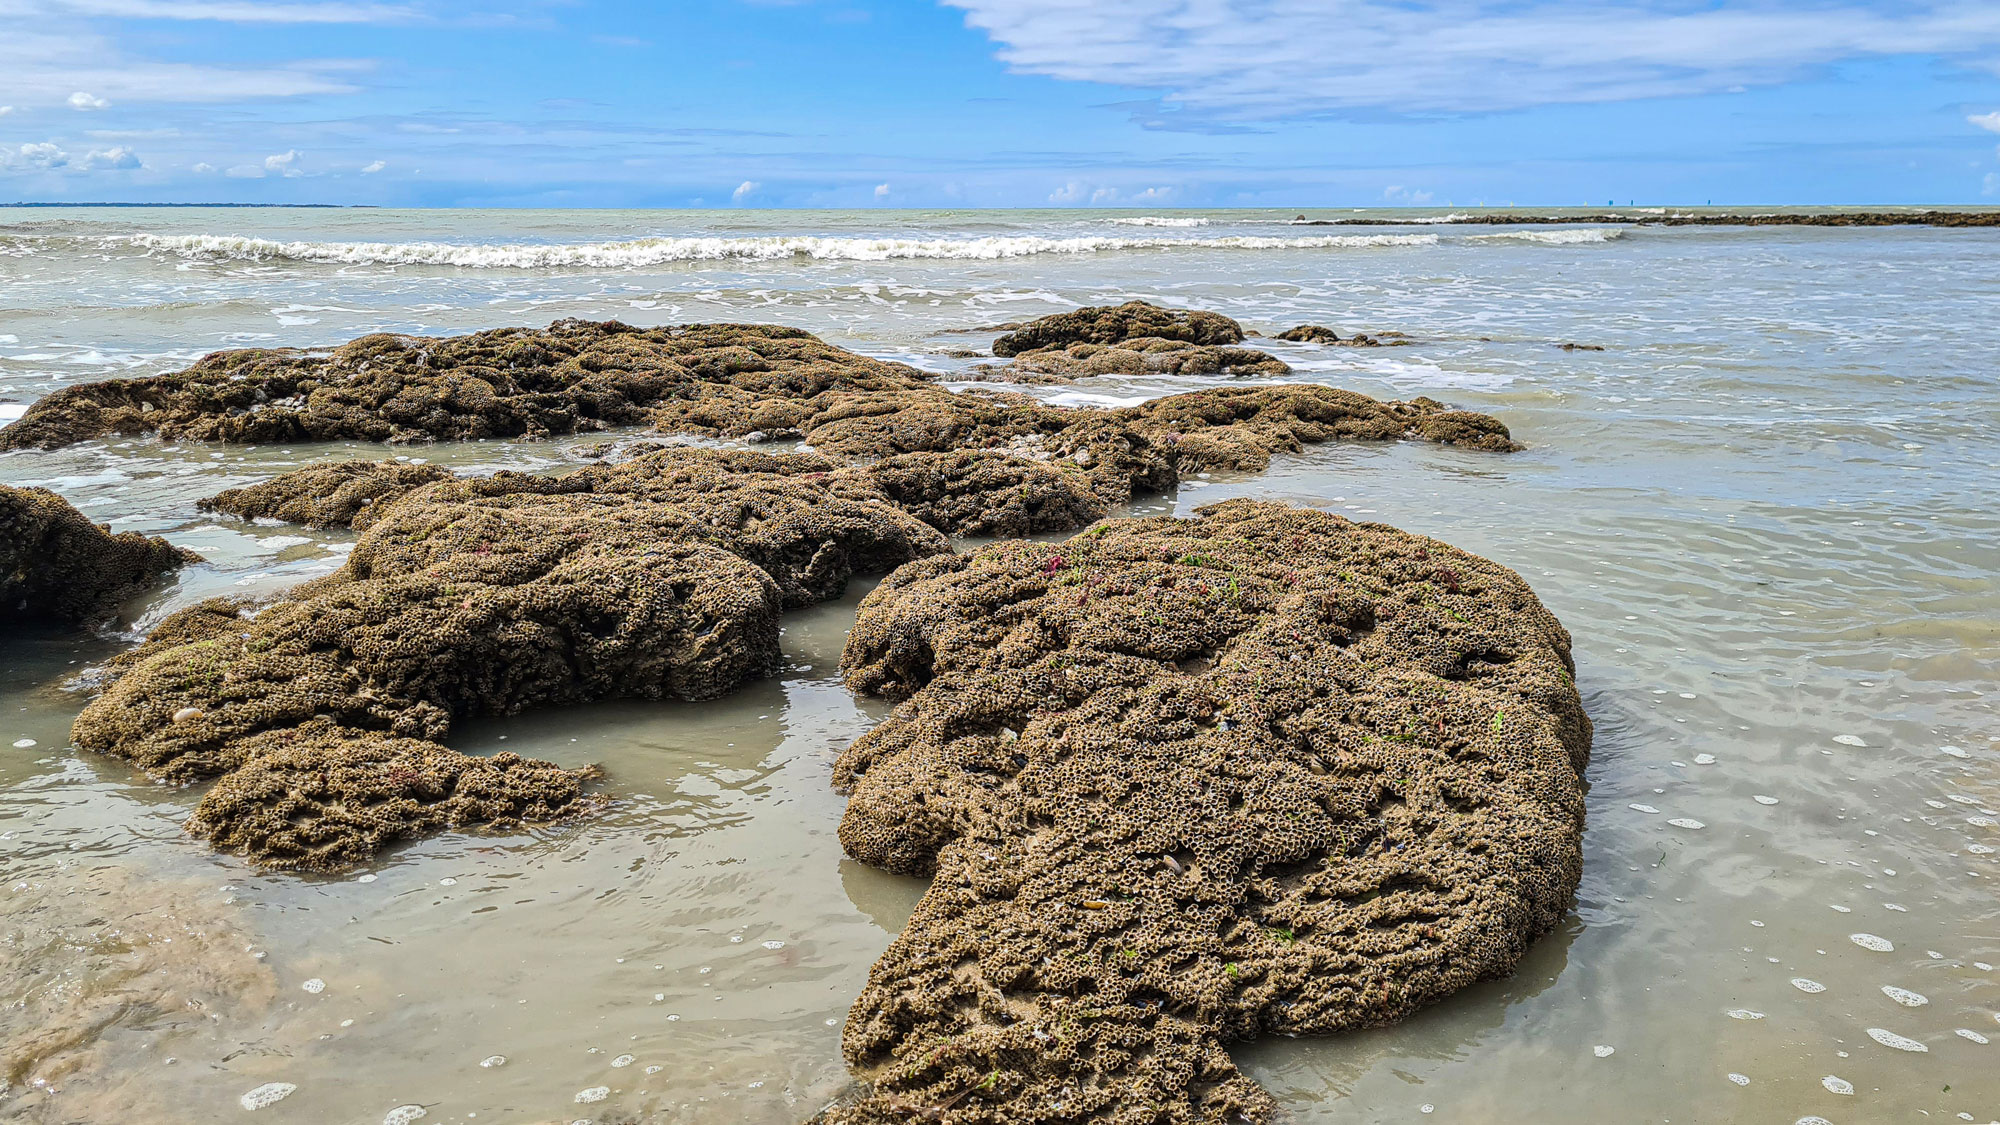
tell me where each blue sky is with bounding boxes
[2,0,1998,206]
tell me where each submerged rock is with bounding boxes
[75,447,949,869]
[1275,324,1411,347]
[0,484,195,627]
[820,500,1591,1123]
[978,303,1286,384]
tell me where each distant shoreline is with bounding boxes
[1286,209,2000,228]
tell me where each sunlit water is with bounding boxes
[1,206,1996,1125]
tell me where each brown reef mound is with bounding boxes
[0,484,195,627]
[990,301,1244,357]
[201,458,453,529]
[74,447,950,869]
[818,499,1591,1123]
[1274,324,1412,348]
[0,319,925,450]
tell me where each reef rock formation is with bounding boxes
[1274,325,1411,347]
[0,484,195,627]
[75,447,949,869]
[991,302,1245,357]
[201,458,453,529]
[979,302,1286,383]
[0,320,924,450]
[819,499,1591,1123]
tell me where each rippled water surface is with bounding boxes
[2,206,1997,1124]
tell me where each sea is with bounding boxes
[1,206,1996,1124]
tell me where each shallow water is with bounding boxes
[2,206,1997,1124]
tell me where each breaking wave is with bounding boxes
[1466,228,1627,244]
[1104,216,1209,227]
[120,231,1440,267]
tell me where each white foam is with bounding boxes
[1881,985,1928,1007]
[240,1082,297,1110]
[1593,1044,1615,1057]
[1792,978,1827,993]
[479,1055,506,1068]
[0,404,24,422]
[1467,228,1626,244]
[1866,1027,1927,1052]
[383,1107,426,1125]
[1726,1009,1765,1020]
[1106,216,1209,227]
[610,1054,634,1068]
[1833,734,1868,747]
[1821,1075,1853,1095]
[574,1086,610,1103]
[1957,1028,1991,1044]
[124,231,1440,268]
[1849,933,1894,951]
[1726,1073,1750,1086]
[301,977,325,994]
[1668,818,1705,829]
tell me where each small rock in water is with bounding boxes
[1880,985,1927,1007]
[383,1106,427,1125]
[1593,1045,1615,1057]
[1866,1027,1927,1052]
[575,1086,610,1103]
[1821,1075,1853,1095]
[1849,933,1894,952]
[240,1082,298,1110]
[301,978,326,994]
[11,738,35,748]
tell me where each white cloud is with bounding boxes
[944,1,2000,116]
[0,106,13,116]
[874,182,890,199]
[76,145,140,169]
[225,162,264,177]
[360,158,386,173]
[264,148,302,176]
[1971,111,2000,133]
[1383,184,1435,204]
[68,91,110,109]
[191,161,214,172]
[0,26,362,109]
[21,0,414,21]
[731,179,759,203]
[1,142,70,170]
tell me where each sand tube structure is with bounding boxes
[816,500,1591,1123]
[0,484,195,627]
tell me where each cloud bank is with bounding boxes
[944,1,2000,116]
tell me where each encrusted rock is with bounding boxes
[0,320,925,450]
[990,301,1245,357]
[820,499,1591,1123]
[76,448,949,869]
[1275,324,1342,343]
[185,719,598,872]
[851,451,1106,538]
[201,459,453,529]
[0,484,195,626]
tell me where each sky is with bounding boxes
[1,0,1999,207]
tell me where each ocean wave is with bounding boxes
[1105,216,1209,227]
[1466,228,1626,244]
[120,231,1438,267]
